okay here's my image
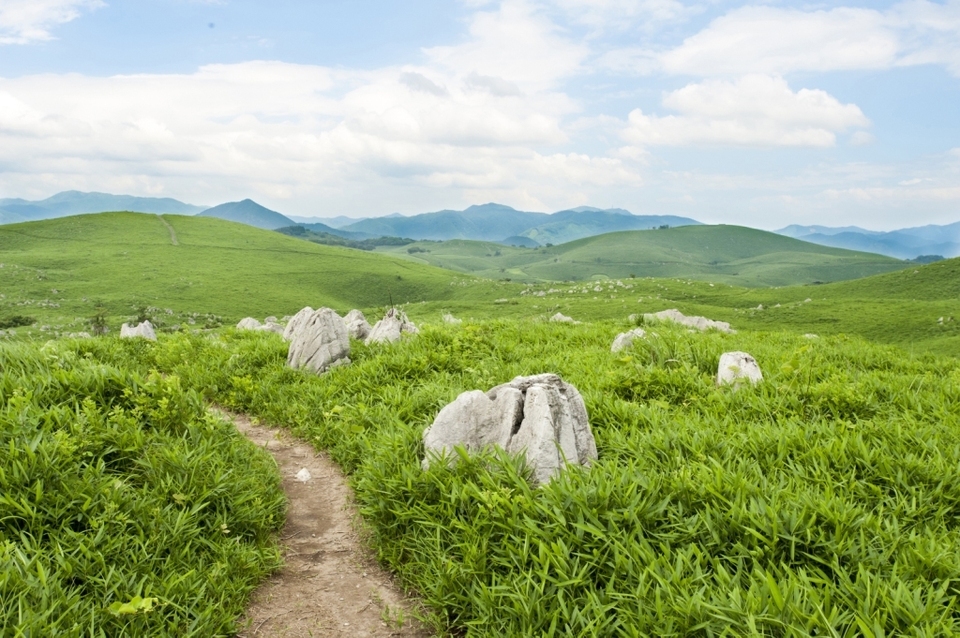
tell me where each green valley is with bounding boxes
[376,225,908,287]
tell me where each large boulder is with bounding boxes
[282,306,314,342]
[237,317,261,330]
[343,309,372,340]
[717,351,763,386]
[643,309,735,334]
[422,373,597,485]
[286,308,350,373]
[365,308,418,345]
[120,321,156,341]
[611,328,645,352]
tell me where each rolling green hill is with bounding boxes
[0,212,489,331]
[379,225,909,287]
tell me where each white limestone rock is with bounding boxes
[236,317,261,330]
[611,328,646,353]
[120,320,157,341]
[550,313,578,324]
[257,320,284,335]
[442,313,462,325]
[365,308,418,344]
[422,373,597,485]
[643,309,735,334]
[343,309,372,340]
[286,307,350,374]
[717,351,763,387]
[282,306,314,342]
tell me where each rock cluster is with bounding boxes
[366,308,419,344]
[120,320,157,341]
[643,309,734,334]
[611,328,646,352]
[237,317,284,334]
[716,351,763,386]
[286,308,350,374]
[422,373,597,485]
[343,309,372,340]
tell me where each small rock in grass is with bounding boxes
[611,328,645,352]
[717,351,763,387]
[422,373,597,485]
[296,468,312,482]
[550,312,578,324]
[236,317,261,330]
[643,309,734,334]
[120,321,156,341]
[365,308,418,345]
[442,312,462,325]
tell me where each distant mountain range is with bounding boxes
[776,223,960,260]
[0,191,205,223]
[334,203,700,245]
[4,191,957,259]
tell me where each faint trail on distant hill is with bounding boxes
[217,410,428,638]
[157,215,179,246]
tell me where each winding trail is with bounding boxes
[224,411,428,637]
[157,215,179,246]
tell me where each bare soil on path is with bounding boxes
[223,411,430,638]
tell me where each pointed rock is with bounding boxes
[611,328,645,352]
[365,308,418,344]
[282,306,314,342]
[343,309,372,340]
[286,308,350,374]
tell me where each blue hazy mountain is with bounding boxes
[776,222,960,259]
[340,203,700,245]
[0,190,205,224]
[197,199,297,230]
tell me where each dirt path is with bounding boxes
[157,215,179,246]
[223,411,430,637]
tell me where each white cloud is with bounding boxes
[426,0,588,91]
[622,75,869,147]
[660,6,898,76]
[651,1,960,77]
[0,0,104,45]
[547,0,696,28]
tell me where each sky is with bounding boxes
[0,0,959,229]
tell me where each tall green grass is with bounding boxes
[0,340,285,635]
[90,321,960,636]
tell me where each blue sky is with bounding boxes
[1,0,958,229]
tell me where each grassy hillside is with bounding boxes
[379,225,908,287]
[96,322,960,636]
[1,212,956,356]
[0,212,494,332]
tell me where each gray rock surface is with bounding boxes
[237,317,261,330]
[365,308,418,344]
[286,308,350,374]
[257,320,284,335]
[422,373,597,485]
[717,351,763,386]
[442,313,462,325]
[283,306,314,342]
[643,308,735,333]
[611,328,646,352]
[120,320,157,341]
[550,312,577,324]
[343,309,372,340]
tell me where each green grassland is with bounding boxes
[376,225,908,287]
[0,339,284,634]
[0,213,957,356]
[77,321,960,636]
[0,212,493,331]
